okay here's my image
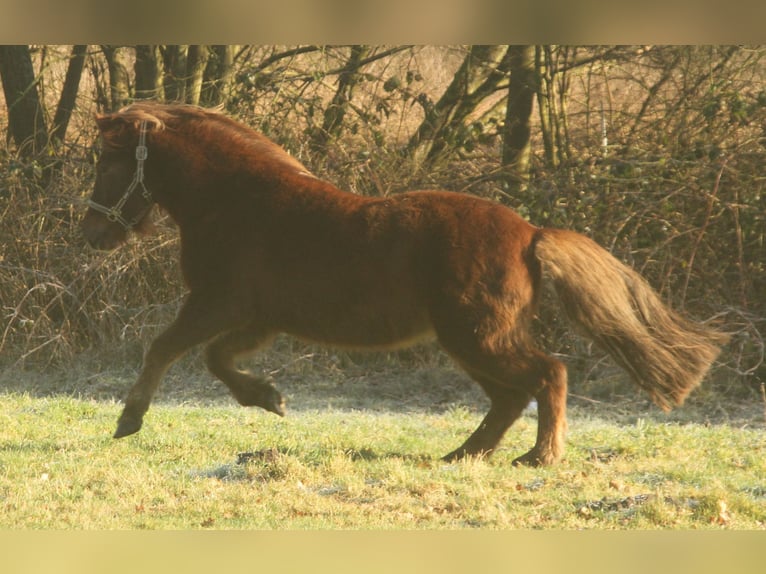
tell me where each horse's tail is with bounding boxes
[533,228,728,411]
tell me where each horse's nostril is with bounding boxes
[82,221,126,251]
[95,236,120,251]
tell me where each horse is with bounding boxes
[81,102,727,466]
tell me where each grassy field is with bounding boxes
[0,356,764,530]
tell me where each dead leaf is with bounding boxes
[713,500,731,525]
[609,479,625,491]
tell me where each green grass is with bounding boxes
[0,392,763,529]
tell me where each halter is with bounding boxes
[88,120,153,229]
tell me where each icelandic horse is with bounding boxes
[81,103,727,465]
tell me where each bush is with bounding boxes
[0,46,763,409]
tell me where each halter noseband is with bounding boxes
[88,120,153,229]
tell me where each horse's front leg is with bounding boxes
[113,294,238,438]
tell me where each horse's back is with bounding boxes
[380,190,539,293]
[260,189,538,348]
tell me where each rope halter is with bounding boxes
[88,120,153,229]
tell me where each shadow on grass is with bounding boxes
[0,351,491,416]
[2,346,762,428]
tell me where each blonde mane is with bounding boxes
[104,102,313,176]
[114,102,222,131]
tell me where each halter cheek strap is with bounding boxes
[88,120,153,229]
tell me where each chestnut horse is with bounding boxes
[81,102,726,466]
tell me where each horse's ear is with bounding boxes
[95,113,131,147]
[95,113,118,131]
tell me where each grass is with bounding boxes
[0,385,764,530]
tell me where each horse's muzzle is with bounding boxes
[81,210,129,251]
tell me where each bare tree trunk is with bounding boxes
[201,45,236,106]
[162,45,187,103]
[406,45,510,165]
[51,45,87,144]
[311,45,369,150]
[185,45,209,106]
[553,46,574,166]
[0,45,49,158]
[501,45,536,194]
[135,45,164,100]
[101,46,131,110]
[536,45,557,168]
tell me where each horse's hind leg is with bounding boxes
[434,306,568,465]
[204,324,284,416]
[510,355,568,466]
[442,378,532,461]
[442,349,567,465]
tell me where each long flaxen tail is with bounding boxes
[534,228,728,411]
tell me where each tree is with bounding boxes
[134,45,164,100]
[501,45,536,193]
[0,45,49,158]
[310,45,370,150]
[184,45,209,106]
[405,45,511,165]
[101,46,131,110]
[535,45,568,168]
[51,45,88,144]
[201,45,237,107]
[162,45,187,103]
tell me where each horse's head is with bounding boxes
[81,112,159,250]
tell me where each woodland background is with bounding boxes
[0,45,763,407]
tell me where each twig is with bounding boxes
[569,393,604,405]
[267,353,317,377]
[760,382,766,424]
[680,159,727,309]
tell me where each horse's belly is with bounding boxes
[281,300,435,351]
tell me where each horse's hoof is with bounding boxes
[441,449,464,462]
[512,449,558,467]
[441,448,490,462]
[512,454,540,467]
[113,416,143,438]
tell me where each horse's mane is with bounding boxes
[108,102,313,176]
